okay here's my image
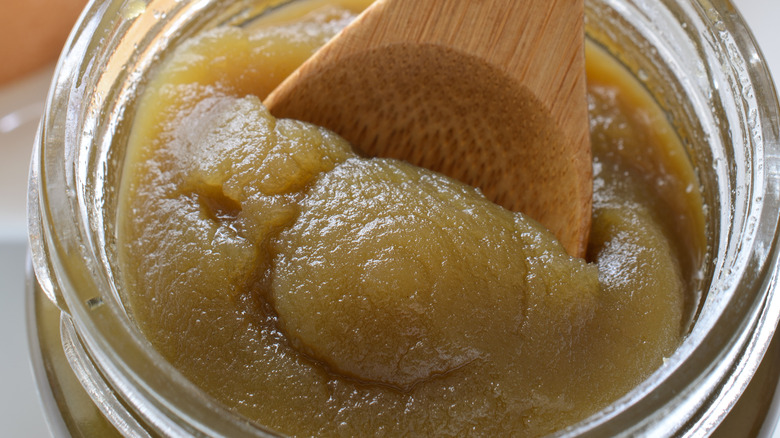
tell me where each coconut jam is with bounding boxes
[117,1,705,436]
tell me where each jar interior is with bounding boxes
[39,0,771,436]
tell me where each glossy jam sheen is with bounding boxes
[116,2,705,436]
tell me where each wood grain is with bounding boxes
[266,0,591,257]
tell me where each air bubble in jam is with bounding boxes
[123,0,146,19]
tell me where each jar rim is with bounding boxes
[28,0,780,436]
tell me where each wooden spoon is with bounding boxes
[265,0,591,257]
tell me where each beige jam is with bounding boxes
[117,1,706,436]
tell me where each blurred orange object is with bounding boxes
[0,0,88,85]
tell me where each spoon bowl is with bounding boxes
[265,0,591,257]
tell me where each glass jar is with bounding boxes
[27,0,780,436]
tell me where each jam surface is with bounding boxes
[117,2,705,436]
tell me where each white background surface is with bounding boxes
[0,0,778,436]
